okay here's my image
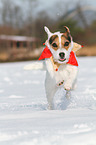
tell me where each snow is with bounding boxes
[0,57,96,145]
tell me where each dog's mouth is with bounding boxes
[59,58,66,62]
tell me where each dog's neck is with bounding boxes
[50,56,61,71]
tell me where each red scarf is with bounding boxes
[39,46,78,66]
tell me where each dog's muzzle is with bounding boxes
[59,52,66,62]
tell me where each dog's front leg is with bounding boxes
[64,79,73,91]
[45,74,58,110]
[65,90,71,98]
[45,85,57,110]
[64,66,78,91]
[46,89,56,110]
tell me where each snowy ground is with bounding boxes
[0,57,96,145]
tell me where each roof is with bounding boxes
[0,35,40,42]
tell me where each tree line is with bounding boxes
[0,0,96,45]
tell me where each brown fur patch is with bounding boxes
[50,56,60,71]
[61,34,71,50]
[49,35,59,51]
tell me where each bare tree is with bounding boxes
[76,4,88,28]
[0,0,23,28]
[23,0,38,36]
[1,0,14,26]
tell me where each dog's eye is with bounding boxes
[52,43,57,47]
[64,42,69,46]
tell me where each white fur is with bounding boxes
[45,58,78,109]
[50,40,74,64]
[45,27,73,65]
[24,59,78,110]
[24,26,79,110]
[44,26,78,109]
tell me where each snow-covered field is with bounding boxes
[0,57,96,145]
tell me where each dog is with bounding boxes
[24,26,82,110]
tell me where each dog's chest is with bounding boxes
[54,65,71,82]
[45,59,72,82]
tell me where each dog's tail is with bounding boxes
[24,61,46,70]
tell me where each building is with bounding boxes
[0,35,41,51]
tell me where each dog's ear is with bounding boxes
[64,26,70,34]
[64,26,72,42]
[44,26,52,36]
[72,42,82,52]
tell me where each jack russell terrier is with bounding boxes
[24,26,82,110]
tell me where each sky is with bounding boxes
[15,0,96,18]
[36,0,96,14]
[37,0,96,9]
[35,0,96,21]
[0,0,96,22]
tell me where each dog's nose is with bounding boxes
[59,52,65,58]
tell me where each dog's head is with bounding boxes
[44,26,73,64]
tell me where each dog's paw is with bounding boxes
[65,91,71,99]
[47,105,54,110]
[57,80,64,86]
[64,83,72,91]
